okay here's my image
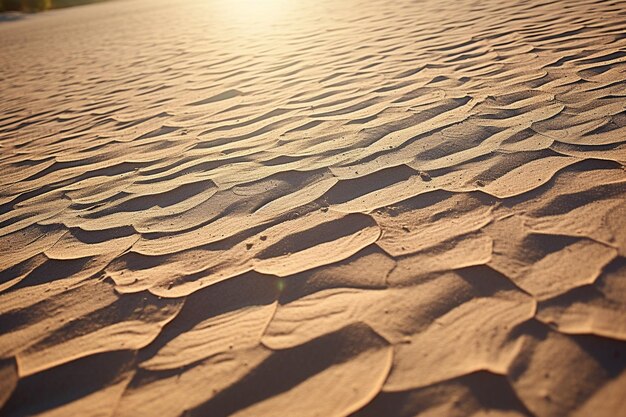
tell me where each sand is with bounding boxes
[0,0,625,415]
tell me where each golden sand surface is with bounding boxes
[0,0,625,415]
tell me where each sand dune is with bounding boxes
[0,0,625,415]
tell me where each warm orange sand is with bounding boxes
[0,0,625,415]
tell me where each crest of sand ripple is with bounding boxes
[0,0,625,415]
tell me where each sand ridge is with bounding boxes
[0,0,625,415]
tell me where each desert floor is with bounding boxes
[0,0,625,416]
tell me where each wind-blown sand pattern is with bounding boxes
[1,0,626,415]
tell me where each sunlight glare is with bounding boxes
[211,0,293,33]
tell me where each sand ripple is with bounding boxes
[0,0,625,415]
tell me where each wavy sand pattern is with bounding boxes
[1,0,626,415]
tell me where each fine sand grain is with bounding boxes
[0,0,625,415]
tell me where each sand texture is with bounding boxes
[1,0,626,415]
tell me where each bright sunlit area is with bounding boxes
[207,0,295,34]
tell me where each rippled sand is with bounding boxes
[1,0,625,415]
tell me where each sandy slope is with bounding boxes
[0,0,625,415]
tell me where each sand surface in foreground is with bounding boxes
[0,0,625,415]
